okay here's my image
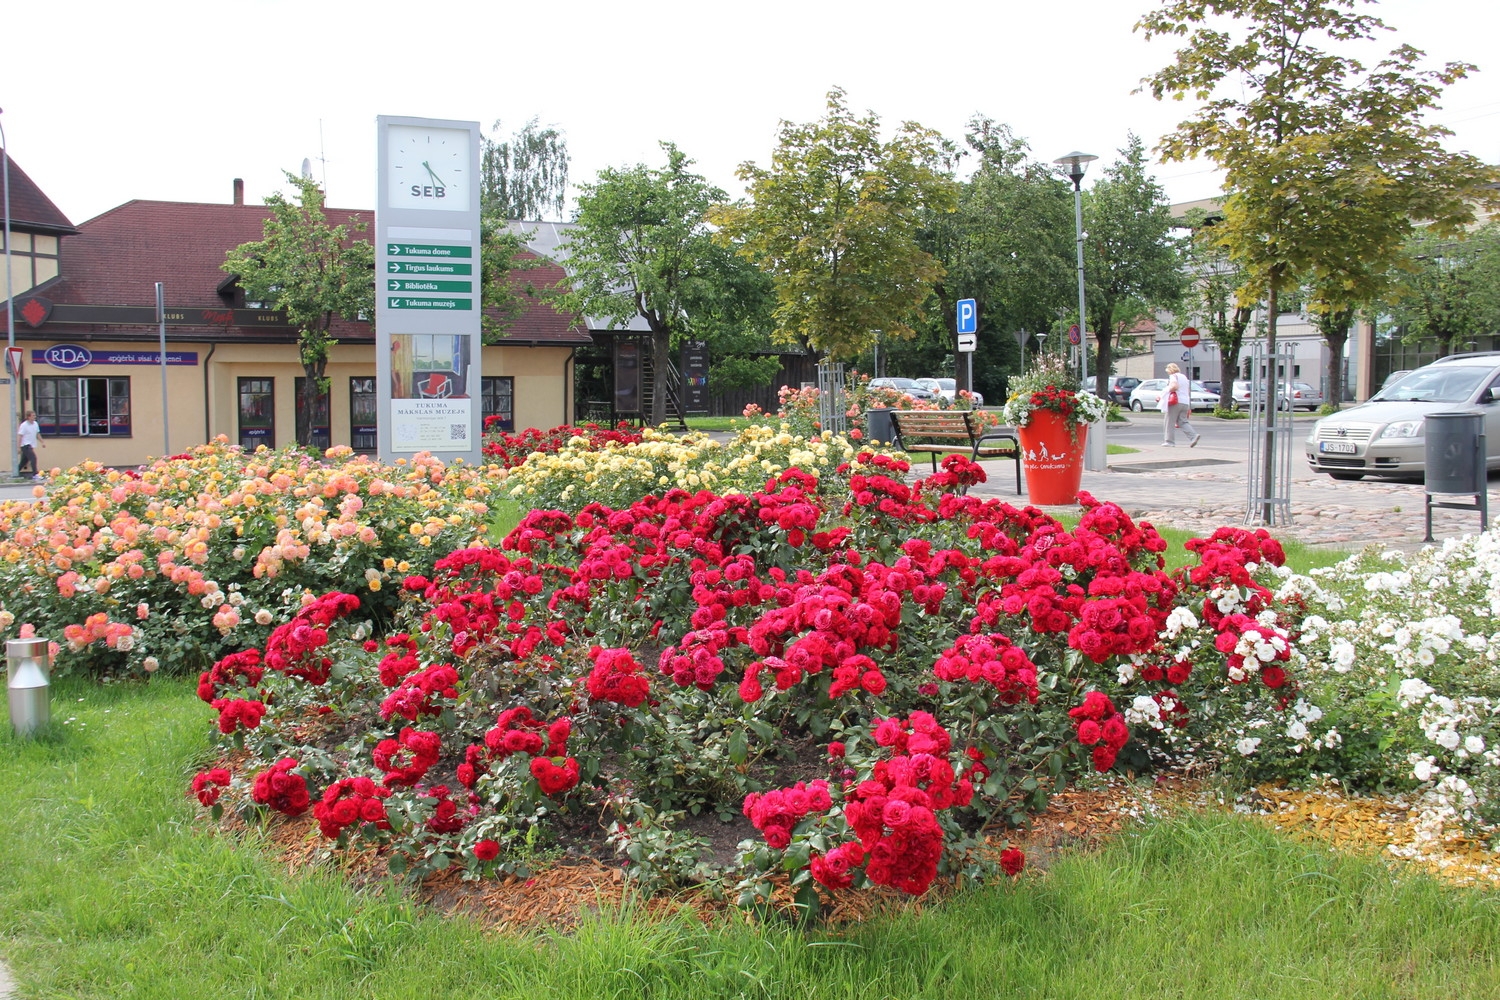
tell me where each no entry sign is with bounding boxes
[1180,327,1200,348]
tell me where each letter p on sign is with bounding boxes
[957,298,977,334]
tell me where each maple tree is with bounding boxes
[712,88,958,360]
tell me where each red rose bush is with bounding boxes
[184,449,1322,910]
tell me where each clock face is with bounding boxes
[386,125,471,212]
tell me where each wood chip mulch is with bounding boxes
[227,772,1500,935]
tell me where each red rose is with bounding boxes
[474,839,500,861]
[1000,847,1026,876]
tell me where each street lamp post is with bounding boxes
[1,109,14,478]
[1055,151,1103,471]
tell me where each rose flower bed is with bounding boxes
[189,447,1332,913]
[0,439,507,678]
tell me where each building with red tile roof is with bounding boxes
[2,165,590,473]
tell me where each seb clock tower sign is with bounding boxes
[375,116,483,465]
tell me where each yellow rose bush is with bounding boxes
[0,438,506,678]
[504,425,859,513]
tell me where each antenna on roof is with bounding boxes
[301,158,314,180]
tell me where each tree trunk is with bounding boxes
[297,360,321,448]
[1094,327,1115,402]
[1320,309,1352,411]
[650,327,671,428]
[1258,277,1281,524]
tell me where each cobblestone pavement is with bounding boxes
[967,439,1495,556]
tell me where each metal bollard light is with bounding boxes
[6,637,51,736]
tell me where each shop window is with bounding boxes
[481,376,514,432]
[238,378,274,450]
[33,377,131,437]
[349,377,378,453]
[294,377,332,450]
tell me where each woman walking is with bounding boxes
[1160,364,1200,447]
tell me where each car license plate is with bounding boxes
[1319,441,1358,455]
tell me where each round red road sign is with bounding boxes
[1180,327,1200,348]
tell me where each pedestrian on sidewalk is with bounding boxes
[16,410,43,479]
[1160,364,1200,448]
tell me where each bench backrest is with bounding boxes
[891,410,979,437]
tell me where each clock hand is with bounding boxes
[422,160,447,187]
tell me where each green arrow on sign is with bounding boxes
[388,279,472,293]
[388,262,401,272]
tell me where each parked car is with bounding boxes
[1128,379,1221,412]
[866,377,941,404]
[914,377,984,407]
[1305,353,1500,481]
[1083,375,1140,405]
[1230,379,1324,411]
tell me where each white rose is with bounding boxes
[1235,737,1262,756]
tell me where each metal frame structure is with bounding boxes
[1244,342,1296,527]
[816,360,847,437]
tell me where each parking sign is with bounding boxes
[957,298,977,334]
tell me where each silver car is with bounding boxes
[914,377,984,407]
[1305,354,1500,481]
[867,377,940,404]
[1230,379,1324,411]
[1128,379,1221,412]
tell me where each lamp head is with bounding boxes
[1053,151,1098,187]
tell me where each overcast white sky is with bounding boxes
[4,0,1499,225]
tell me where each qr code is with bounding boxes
[451,423,468,441]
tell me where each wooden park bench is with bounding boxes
[888,410,1021,494]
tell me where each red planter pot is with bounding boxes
[1017,410,1087,506]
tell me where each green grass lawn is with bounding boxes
[0,485,1379,997]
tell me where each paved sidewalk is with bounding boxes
[966,427,1493,555]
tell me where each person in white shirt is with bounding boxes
[1160,364,1200,447]
[16,410,43,479]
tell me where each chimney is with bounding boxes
[233,178,244,206]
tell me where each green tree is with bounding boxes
[1382,224,1500,357]
[481,117,570,221]
[1082,134,1185,399]
[712,88,959,360]
[223,174,375,448]
[921,117,1074,400]
[1138,0,1498,511]
[561,143,763,426]
[1179,210,1257,408]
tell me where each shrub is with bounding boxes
[0,439,506,678]
[192,459,1318,906]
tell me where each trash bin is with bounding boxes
[867,407,895,446]
[1424,411,1488,541]
[1426,412,1484,494]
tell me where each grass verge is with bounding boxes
[3,677,1497,998]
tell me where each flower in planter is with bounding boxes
[1000,355,1109,438]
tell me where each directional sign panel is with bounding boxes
[957,298,977,334]
[376,115,483,466]
[957,333,977,353]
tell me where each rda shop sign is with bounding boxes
[40,344,93,369]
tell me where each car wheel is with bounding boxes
[1329,472,1364,482]
[1131,400,1144,412]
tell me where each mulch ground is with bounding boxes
[245,775,1500,934]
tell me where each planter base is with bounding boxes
[1018,412,1087,505]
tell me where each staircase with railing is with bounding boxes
[641,347,689,431]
